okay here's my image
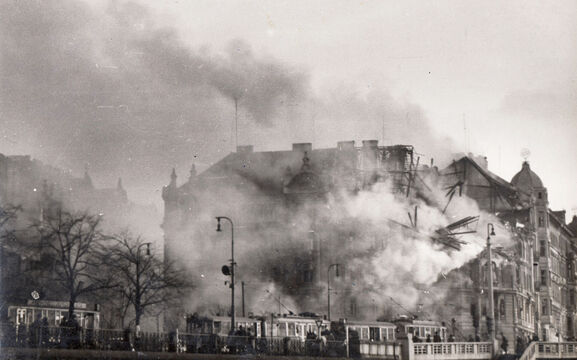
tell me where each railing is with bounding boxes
[536,342,577,359]
[518,341,537,360]
[413,342,493,360]
[354,340,401,358]
[0,323,346,357]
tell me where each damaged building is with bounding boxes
[162,141,422,321]
[161,141,577,343]
[433,156,577,345]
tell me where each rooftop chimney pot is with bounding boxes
[292,143,312,153]
[337,141,355,150]
[362,140,379,148]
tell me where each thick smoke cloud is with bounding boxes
[1,0,473,321]
[0,0,453,215]
[171,168,512,320]
[0,0,308,200]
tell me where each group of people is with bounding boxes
[1,313,81,348]
[412,331,445,343]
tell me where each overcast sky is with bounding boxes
[1,0,576,218]
[144,0,577,214]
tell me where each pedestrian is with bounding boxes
[29,314,42,348]
[60,317,69,349]
[68,315,80,349]
[501,333,508,354]
[40,317,49,346]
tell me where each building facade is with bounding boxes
[436,157,576,346]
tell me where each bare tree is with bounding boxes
[0,204,22,312]
[107,232,189,329]
[34,210,114,318]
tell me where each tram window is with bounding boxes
[214,321,222,334]
[48,311,56,326]
[369,327,381,341]
[17,309,26,325]
[361,328,369,340]
[288,323,296,336]
[279,324,287,337]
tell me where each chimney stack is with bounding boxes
[292,143,312,153]
[337,141,355,151]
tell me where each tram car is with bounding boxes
[328,319,398,358]
[185,313,329,340]
[271,314,330,340]
[7,301,100,329]
[185,315,263,337]
[393,317,447,342]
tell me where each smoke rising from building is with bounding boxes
[165,151,513,320]
[1,0,498,321]
[0,0,454,218]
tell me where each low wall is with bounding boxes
[0,348,349,360]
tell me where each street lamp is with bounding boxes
[135,242,151,329]
[216,216,235,332]
[327,263,341,321]
[486,223,496,341]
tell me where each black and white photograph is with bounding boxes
[1,1,576,359]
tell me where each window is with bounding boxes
[279,323,287,337]
[540,241,546,256]
[500,300,506,320]
[288,323,296,336]
[541,270,547,285]
[538,192,542,199]
[538,212,545,227]
[369,327,381,341]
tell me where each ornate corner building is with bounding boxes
[436,157,577,344]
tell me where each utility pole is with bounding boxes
[487,224,496,347]
[241,281,245,317]
[327,264,341,321]
[216,217,235,331]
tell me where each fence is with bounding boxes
[413,342,493,360]
[536,342,577,359]
[0,323,346,357]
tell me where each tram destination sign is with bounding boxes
[26,300,87,309]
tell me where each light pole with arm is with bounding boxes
[216,216,235,332]
[327,263,341,321]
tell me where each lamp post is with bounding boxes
[135,242,151,329]
[216,216,235,332]
[327,263,341,321]
[486,223,496,341]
